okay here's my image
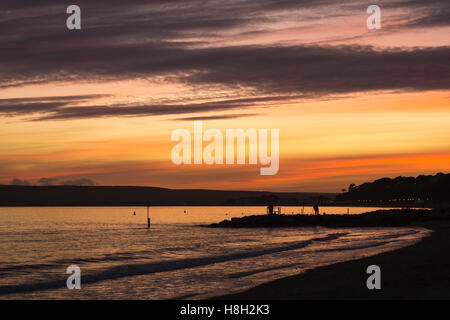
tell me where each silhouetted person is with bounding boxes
[268,204,274,215]
[313,204,319,215]
[133,211,136,215]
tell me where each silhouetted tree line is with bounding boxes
[336,173,450,203]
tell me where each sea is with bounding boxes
[0,206,430,299]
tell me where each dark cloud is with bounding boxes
[10,177,97,186]
[37,177,59,186]
[174,113,261,121]
[1,0,449,120]
[1,94,299,120]
[1,44,449,120]
[181,45,450,94]
[0,95,108,116]
[1,0,447,48]
[405,9,450,28]
[10,178,32,186]
[35,102,243,121]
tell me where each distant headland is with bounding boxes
[1,172,448,207]
[0,185,333,207]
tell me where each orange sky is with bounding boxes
[1,1,449,192]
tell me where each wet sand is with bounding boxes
[215,221,450,299]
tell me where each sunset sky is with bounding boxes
[1,0,449,192]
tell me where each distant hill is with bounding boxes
[0,185,335,206]
[336,173,450,204]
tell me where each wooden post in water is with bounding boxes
[147,205,151,229]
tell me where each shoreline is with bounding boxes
[214,221,450,299]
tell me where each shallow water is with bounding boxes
[0,206,430,299]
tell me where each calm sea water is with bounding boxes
[0,206,430,299]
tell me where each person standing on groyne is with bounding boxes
[313,204,319,215]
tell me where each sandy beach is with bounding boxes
[216,221,450,299]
